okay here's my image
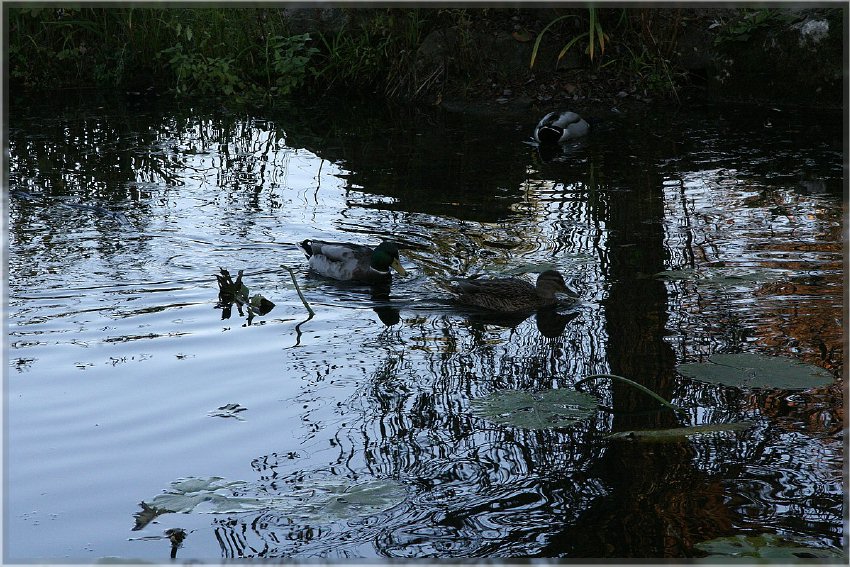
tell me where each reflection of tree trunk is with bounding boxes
[544,170,733,557]
[551,443,734,558]
[603,172,677,428]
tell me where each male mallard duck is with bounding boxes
[533,111,590,144]
[450,269,576,313]
[297,239,406,284]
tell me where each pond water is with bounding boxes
[4,91,845,561]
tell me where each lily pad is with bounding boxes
[308,478,409,518]
[694,533,844,559]
[471,388,598,430]
[656,267,784,286]
[137,475,407,526]
[607,421,753,442]
[677,353,833,390]
[147,477,267,515]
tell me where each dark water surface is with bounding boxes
[5,91,845,560]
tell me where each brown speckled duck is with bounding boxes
[450,269,576,313]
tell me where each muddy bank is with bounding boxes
[285,6,844,113]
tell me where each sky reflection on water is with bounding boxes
[5,92,844,561]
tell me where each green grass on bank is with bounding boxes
[9,6,800,103]
[8,6,438,100]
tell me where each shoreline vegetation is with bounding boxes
[8,6,843,109]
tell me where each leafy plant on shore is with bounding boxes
[8,6,319,99]
[617,43,683,102]
[158,22,240,96]
[713,8,795,46]
[8,6,146,87]
[605,8,687,101]
[266,34,320,96]
[5,6,726,103]
[314,8,429,96]
[315,22,390,91]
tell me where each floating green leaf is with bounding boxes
[216,267,278,321]
[311,479,408,518]
[471,389,598,430]
[608,421,754,442]
[147,477,266,515]
[248,294,275,315]
[656,267,785,286]
[677,353,833,390]
[694,533,844,559]
[132,501,171,531]
[138,475,407,525]
[655,268,698,281]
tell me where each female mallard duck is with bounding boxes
[450,269,576,313]
[533,111,590,144]
[297,239,406,284]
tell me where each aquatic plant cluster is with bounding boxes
[9,6,828,103]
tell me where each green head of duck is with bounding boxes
[373,242,407,276]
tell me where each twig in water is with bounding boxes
[284,265,314,317]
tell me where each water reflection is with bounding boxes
[6,92,844,560]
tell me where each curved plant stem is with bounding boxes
[284,265,314,317]
[575,373,686,417]
[292,311,314,347]
[530,14,578,68]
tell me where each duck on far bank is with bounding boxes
[533,111,590,144]
[297,239,406,284]
[450,269,577,313]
